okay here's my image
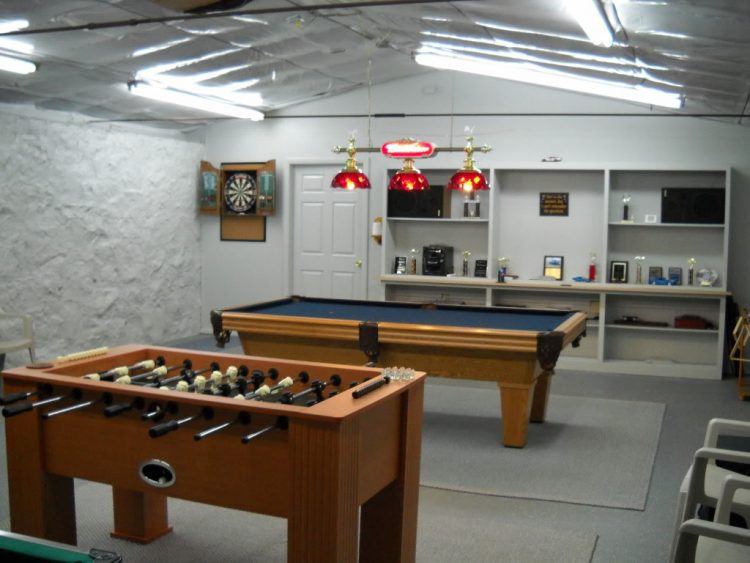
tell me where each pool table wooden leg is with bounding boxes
[497,382,533,448]
[4,381,77,545]
[110,488,172,544]
[530,370,553,423]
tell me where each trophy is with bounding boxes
[409,248,419,275]
[463,191,480,218]
[588,252,597,282]
[634,256,645,284]
[622,194,632,222]
[497,256,509,282]
[462,250,471,277]
[687,257,696,285]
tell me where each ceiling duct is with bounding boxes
[150,1,253,14]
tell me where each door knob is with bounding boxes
[355,259,363,268]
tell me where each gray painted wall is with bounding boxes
[199,71,750,326]
[0,108,205,366]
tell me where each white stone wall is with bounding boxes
[0,109,204,367]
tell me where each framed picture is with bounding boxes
[394,256,407,274]
[648,266,663,284]
[543,255,564,280]
[668,266,683,285]
[609,261,629,283]
[474,259,488,278]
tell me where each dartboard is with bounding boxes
[224,172,257,214]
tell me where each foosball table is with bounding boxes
[0,345,426,563]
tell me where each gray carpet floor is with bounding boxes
[69,480,597,563]
[422,388,664,509]
[1,333,749,562]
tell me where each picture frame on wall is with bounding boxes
[543,255,564,280]
[609,260,629,283]
[648,266,663,284]
[668,266,683,285]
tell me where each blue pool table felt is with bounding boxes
[248,300,574,332]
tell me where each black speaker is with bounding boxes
[661,188,725,224]
[387,185,449,218]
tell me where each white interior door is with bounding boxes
[292,165,367,299]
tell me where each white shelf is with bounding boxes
[380,166,731,380]
[386,217,489,223]
[380,275,730,298]
[604,323,719,335]
[608,222,725,229]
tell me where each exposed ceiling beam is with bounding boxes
[0,0,472,36]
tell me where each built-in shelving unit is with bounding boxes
[380,165,731,380]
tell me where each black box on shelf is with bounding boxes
[661,187,725,224]
[422,245,454,276]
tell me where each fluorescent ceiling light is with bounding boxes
[476,20,591,44]
[421,31,662,70]
[0,53,36,75]
[420,42,677,87]
[0,37,33,55]
[414,51,683,109]
[129,81,263,120]
[566,0,614,47]
[132,38,192,58]
[0,19,28,34]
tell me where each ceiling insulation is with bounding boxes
[0,0,746,130]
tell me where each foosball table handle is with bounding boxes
[149,419,179,438]
[0,391,35,405]
[2,402,34,417]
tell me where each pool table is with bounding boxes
[0,530,121,562]
[212,296,587,447]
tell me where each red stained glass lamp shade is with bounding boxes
[331,136,371,189]
[448,169,489,192]
[388,159,429,191]
[331,170,371,190]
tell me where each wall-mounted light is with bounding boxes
[331,136,371,190]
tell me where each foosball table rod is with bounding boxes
[241,416,288,444]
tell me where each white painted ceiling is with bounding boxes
[0,0,748,130]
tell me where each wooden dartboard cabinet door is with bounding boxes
[219,160,276,241]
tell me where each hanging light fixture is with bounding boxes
[331,135,371,190]
[389,158,429,191]
[448,135,490,192]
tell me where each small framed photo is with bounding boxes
[648,266,663,284]
[543,255,564,280]
[474,259,488,278]
[609,260,629,283]
[668,266,683,285]
[394,256,407,274]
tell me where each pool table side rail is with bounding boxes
[219,311,588,356]
[0,345,426,423]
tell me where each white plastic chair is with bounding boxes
[673,473,750,562]
[671,419,750,560]
[0,307,36,365]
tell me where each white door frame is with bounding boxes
[283,158,370,298]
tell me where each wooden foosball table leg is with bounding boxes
[360,384,423,563]
[4,382,77,545]
[288,419,360,563]
[111,488,172,544]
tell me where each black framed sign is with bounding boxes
[540,193,569,216]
